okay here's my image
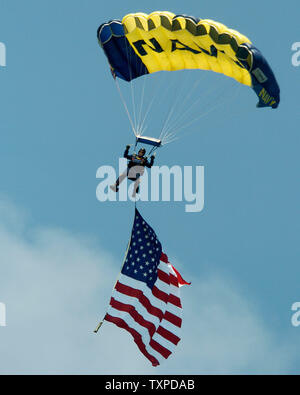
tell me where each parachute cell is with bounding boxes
[97,11,280,109]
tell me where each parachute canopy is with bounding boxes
[97,11,280,108]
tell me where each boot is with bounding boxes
[110,184,119,192]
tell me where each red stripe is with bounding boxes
[109,299,181,354]
[157,268,179,288]
[165,311,182,328]
[160,252,191,286]
[115,281,163,321]
[169,272,180,287]
[150,338,171,359]
[157,269,170,285]
[115,281,181,325]
[109,297,156,337]
[152,285,168,303]
[168,294,182,308]
[104,313,160,367]
[157,325,181,345]
[160,252,169,263]
[170,264,191,286]
[152,284,182,308]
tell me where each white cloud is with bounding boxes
[0,198,296,374]
[178,275,296,374]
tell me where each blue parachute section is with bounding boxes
[237,43,280,108]
[97,20,148,81]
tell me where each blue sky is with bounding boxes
[0,0,299,374]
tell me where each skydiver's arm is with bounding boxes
[145,155,155,168]
[124,145,131,160]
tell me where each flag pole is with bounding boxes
[94,319,104,333]
[93,206,137,334]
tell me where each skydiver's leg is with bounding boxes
[132,178,141,198]
[116,172,127,185]
[110,171,127,192]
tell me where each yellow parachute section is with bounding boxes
[98,10,280,116]
[122,11,252,87]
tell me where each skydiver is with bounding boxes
[110,145,156,197]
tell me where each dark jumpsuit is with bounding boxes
[124,146,155,180]
[115,147,155,191]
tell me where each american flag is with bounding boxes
[103,208,190,367]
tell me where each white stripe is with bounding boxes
[157,261,170,274]
[108,264,184,363]
[120,264,180,299]
[117,276,182,323]
[154,281,182,315]
[117,273,182,322]
[112,289,161,328]
[157,262,181,298]
[112,288,182,335]
[158,261,179,279]
[107,306,168,362]
[152,331,180,351]
[117,267,183,319]
[156,275,180,297]
[111,278,182,338]
[158,319,182,338]
[117,275,167,311]
[155,277,182,305]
